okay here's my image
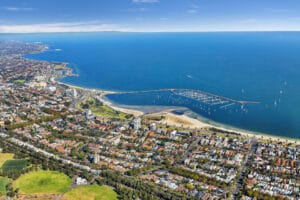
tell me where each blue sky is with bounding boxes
[1,0,300,33]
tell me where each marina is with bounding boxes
[118,88,260,109]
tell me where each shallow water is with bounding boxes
[2,32,300,138]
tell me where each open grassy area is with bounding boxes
[14,79,26,84]
[0,153,14,167]
[1,160,27,174]
[143,115,165,121]
[0,177,9,196]
[54,64,67,70]
[62,185,117,200]
[13,170,72,194]
[78,97,132,119]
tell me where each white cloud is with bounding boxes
[0,21,131,33]
[186,3,199,14]
[267,8,291,14]
[126,7,148,12]
[2,7,34,11]
[132,0,159,3]
[159,17,168,21]
[239,18,258,24]
[189,4,199,9]
[1,19,300,33]
[187,9,198,14]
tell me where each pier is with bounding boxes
[117,88,260,109]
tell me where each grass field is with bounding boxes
[54,64,67,70]
[78,97,132,119]
[1,160,27,174]
[62,185,117,200]
[13,170,72,194]
[0,153,14,167]
[13,79,26,84]
[0,177,9,196]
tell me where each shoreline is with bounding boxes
[98,92,144,117]
[54,78,144,117]
[54,79,300,145]
[144,109,212,129]
[21,40,300,145]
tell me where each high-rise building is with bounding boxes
[150,123,157,131]
[133,118,141,130]
[94,154,100,164]
[85,109,95,120]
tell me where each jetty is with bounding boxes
[117,88,260,109]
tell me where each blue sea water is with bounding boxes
[1,32,300,138]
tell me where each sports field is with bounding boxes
[0,177,9,196]
[62,185,117,200]
[0,153,14,167]
[1,160,27,174]
[13,170,72,194]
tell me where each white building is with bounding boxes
[94,154,100,164]
[76,177,88,185]
[66,88,78,98]
[48,86,56,93]
[134,118,141,130]
[85,109,95,120]
[73,89,78,98]
[150,123,157,131]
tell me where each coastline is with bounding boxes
[98,92,144,117]
[55,79,300,145]
[22,39,300,146]
[145,110,212,129]
[53,78,144,117]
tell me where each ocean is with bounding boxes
[1,32,300,138]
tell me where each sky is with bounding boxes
[1,0,300,33]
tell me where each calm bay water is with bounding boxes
[1,32,300,138]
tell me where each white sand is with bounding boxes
[146,111,211,129]
[145,110,300,144]
[98,93,144,117]
[54,77,300,145]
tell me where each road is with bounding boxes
[182,136,201,162]
[232,139,257,199]
[70,90,90,109]
[0,132,101,176]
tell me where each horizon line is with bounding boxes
[1,30,300,34]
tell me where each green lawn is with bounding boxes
[54,64,67,70]
[13,170,72,194]
[62,185,117,200]
[0,177,9,196]
[14,79,26,84]
[1,159,27,174]
[0,153,14,167]
[78,97,132,119]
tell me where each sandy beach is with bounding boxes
[145,111,211,129]
[154,110,300,145]
[53,77,300,145]
[98,93,144,117]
